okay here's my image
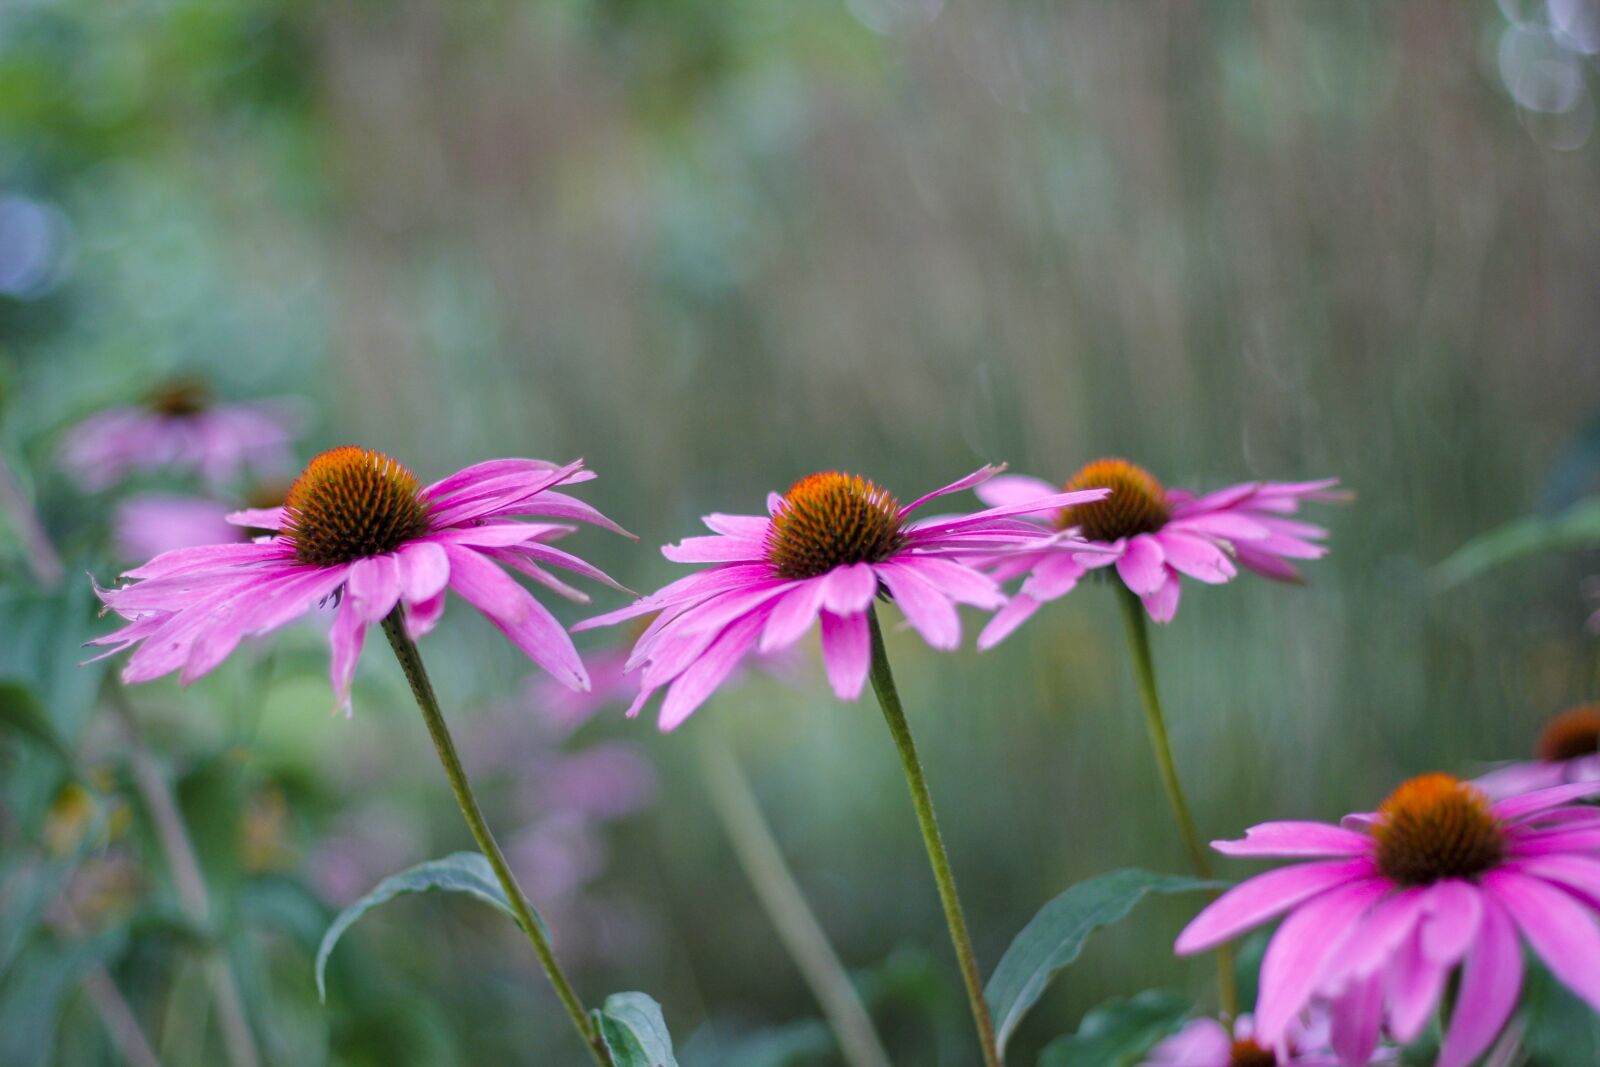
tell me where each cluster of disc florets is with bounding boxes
[281,447,431,566]
[765,471,907,580]
[1058,458,1172,541]
[1372,773,1505,887]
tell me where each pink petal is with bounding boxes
[1141,572,1181,622]
[760,580,828,652]
[1420,879,1483,966]
[1328,973,1384,1067]
[1486,868,1600,1011]
[899,465,1004,515]
[821,562,879,615]
[977,594,1042,651]
[1438,899,1522,1067]
[1174,859,1373,955]
[661,534,765,564]
[819,610,871,700]
[1114,534,1167,595]
[657,612,765,730]
[1493,780,1600,822]
[1213,822,1373,858]
[896,557,1004,609]
[329,594,366,715]
[876,561,960,650]
[1254,877,1388,1046]
[1155,531,1237,585]
[1385,930,1448,1043]
[972,473,1061,510]
[703,513,771,539]
[348,554,402,623]
[1020,553,1085,600]
[405,591,446,640]
[1321,888,1426,988]
[398,541,451,603]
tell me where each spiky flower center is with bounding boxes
[1057,458,1171,540]
[1538,705,1600,762]
[281,447,431,566]
[1230,1040,1277,1067]
[1372,774,1505,887]
[147,379,211,417]
[765,471,906,580]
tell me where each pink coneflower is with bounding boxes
[1476,704,1600,799]
[575,466,1107,730]
[973,459,1344,641]
[89,447,628,711]
[1141,1009,1389,1067]
[1176,773,1600,1067]
[59,379,298,491]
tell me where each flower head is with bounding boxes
[59,379,299,491]
[89,448,629,712]
[1141,1009,1390,1067]
[1176,773,1600,1067]
[974,461,1345,641]
[1475,703,1600,799]
[575,465,1107,730]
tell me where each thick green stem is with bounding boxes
[866,607,1001,1067]
[1114,585,1238,1018]
[380,611,611,1067]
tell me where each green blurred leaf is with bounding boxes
[689,1020,832,1067]
[595,992,679,1067]
[1037,990,1193,1067]
[0,581,99,746]
[315,852,530,1002]
[0,680,69,762]
[1432,498,1600,590]
[984,869,1218,1057]
[0,929,124,1067]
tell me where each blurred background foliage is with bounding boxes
[3,0,1600,1064]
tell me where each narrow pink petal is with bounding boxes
[348,554,402,623]
[1155,530,1237,585]
[915,487,1110,532]
[483,588,589,692]
[1328,973,1384,1067]
[819,610,871,700]
[1493,780,1600,822]
[1141,571,1181,622]
[972,473,1060,510]
[1233,545,1304,583]
[398,541,451,603]
[1174,859,1374,955]
[123,540,288,580]
[660,534,765,564]
[1385,930,1448,1043]
[1509,853,1600,908]
[328,594,365,715]
[657,612,766,730]
[1421,879,1483,965]
[821,562,879,614]
[1115,536,1166,595]
[223,506,285,530]
[1320,888,1426,987]
[760,580,827,653]
[421,457,564,499]
[1438,899,1522,1067]
[876,561,960,650]
[977,594,1041,651]
[897,557,1004,609]
[404,591,446,640]
[1167,512,1271,542]
[1254,878,1388,1046]
[441,545,531,624]
[1211,822,1373,858]
[703,513,771,539]
[1020,553,1085,600]
[1485,868,1600,1011]
[898,465,1004,515]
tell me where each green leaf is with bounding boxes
[0,681,70,762]
[595,992,679,1067]
[315,852,531,1002]
[1432,498,1600,589]
[1038,991,1193,1067]
[984,869,1218,1057]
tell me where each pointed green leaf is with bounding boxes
[1432,498,1600,589]
[984,869,1218,1057]
[315,852,534,1002]
[1038,991,1194,1067]
[595,992,679,1067]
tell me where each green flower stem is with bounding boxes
[1114,585,1238,1018]
[700,737,895,1067]
[380,610,611,1067]
[866,607,1001,1067]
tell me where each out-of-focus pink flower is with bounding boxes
[59,381,298,491]
[1476,704,1600,799]
[973,460,1345,640]
[1177,773,1600,1067]
[113,494,240,561]
[577,466,1106,730]
[1140,1008,1392,1067]
[89,448,629,713]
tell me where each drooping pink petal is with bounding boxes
[760,580,828,653]
[1385,930,1448,1043]
[819,610,871,700]
[1175,859,1374,955]
[977,594,1042,651]
[1328,972,1384,1067]
[1508,853,1600,908]
[821,562,879,614]
[404,591,446,640]
[1115,534,1167,595]
[1141,572,1181,622]
[1320,888,1426,988]
[1155,530,1236,585]
[441,544,533,624]
[1254,877,1388,1047]
[1020,553,1086,600]
[1493,780,1600,822]
[876,561,960,650]
[1211,822,1373,858]
[1486,868,1600,1011]
[1437,899,1522,1067]
[897,557,1004,609]
[1420,879,1483,966]
[348,554,402,623]
[657,612,766,730]
[329,594,366,716]
[397,541,451,603]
